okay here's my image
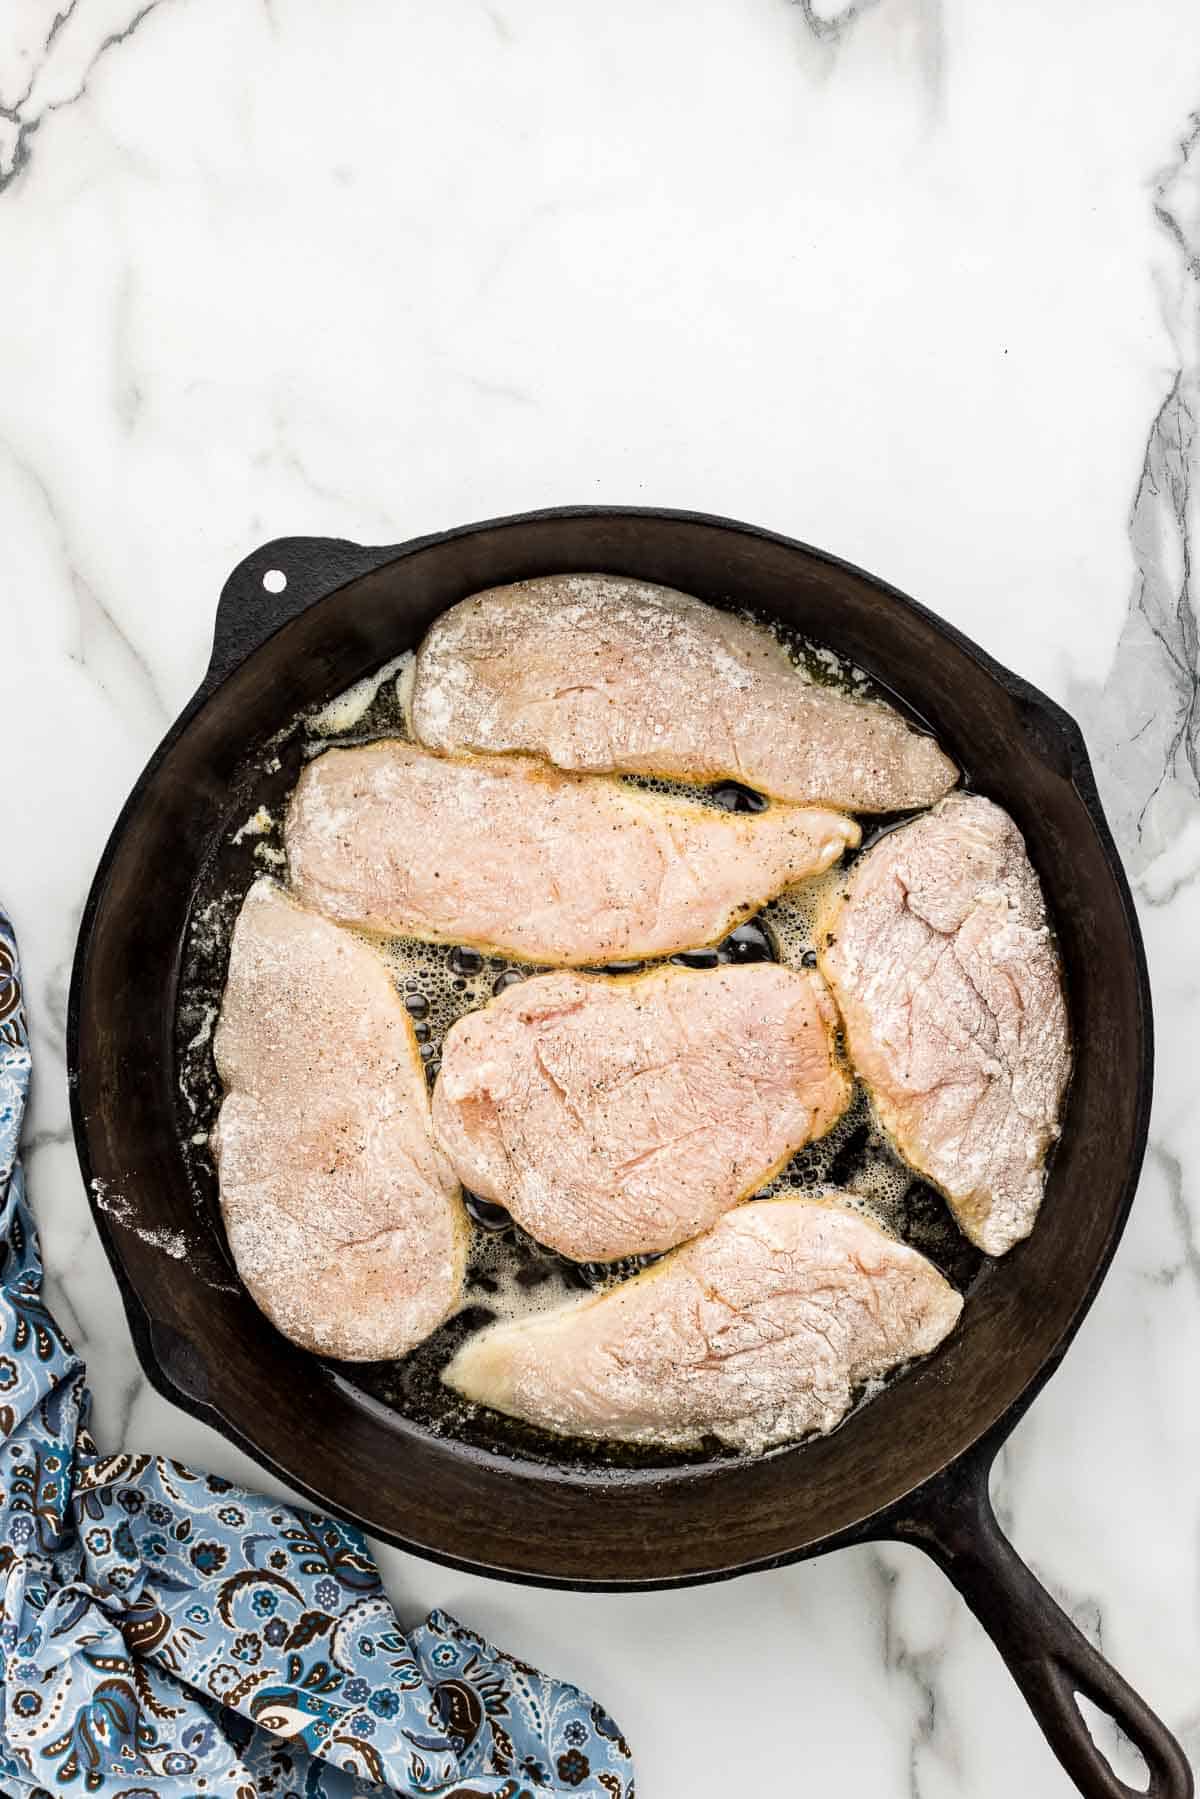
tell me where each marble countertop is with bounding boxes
[2,1,1198,1792]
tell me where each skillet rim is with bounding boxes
[65,503,1153,1589]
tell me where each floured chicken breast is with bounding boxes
[444,1195,963,1451]
[286,741,859,966]
[819,794,1070,1257]
[211,878,466,1360]
[410,575,956,812]
[433,962,849,1260]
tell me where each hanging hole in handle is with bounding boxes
[1075,1691,1151,1794]
[262,568,288,594]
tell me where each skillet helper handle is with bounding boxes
[892,1451,1193,1799]
[201,535,400,697]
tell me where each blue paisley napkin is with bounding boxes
[0,906,633,1798]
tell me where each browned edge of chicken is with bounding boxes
[817,793,1071,1257]
[211,876,468,1360]
[285,739,860,966]
[433,960,851,1260]
[444,1192,964,1451]
[409,574,957,812]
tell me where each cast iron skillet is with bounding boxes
[68,507,1191,1799]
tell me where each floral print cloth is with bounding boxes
[0,905,633,1798]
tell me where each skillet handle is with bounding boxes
[890,1449,1193,1799]
[201,535,398,697]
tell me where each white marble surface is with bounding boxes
[1,0,1198,1791]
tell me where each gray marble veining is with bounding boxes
[0,0,171,193]
[1079,116,1200,878]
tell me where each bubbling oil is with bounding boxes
[175,599,976,1468]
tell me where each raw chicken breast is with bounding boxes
[819,794,1070,1256]
[285,741,859,966]
[211,878,466,1360]
[434,962,849,1259]
[444,1195,963,1451]
[410,575,956,812]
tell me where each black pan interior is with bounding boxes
[68,510,1150,1586]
